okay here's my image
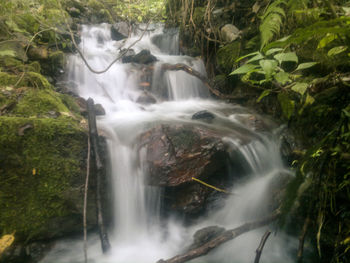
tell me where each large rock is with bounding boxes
[140,124,230,187]
[221,24,240,43]
[122,49,158,64]
[139,124,250,217]
[111,22,129,41]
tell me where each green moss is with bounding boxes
[216,41,241,73]
[13,89,69,116]
[0,116,87,241]
[0,72,18,86]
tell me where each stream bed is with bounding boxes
[41,23,297,263]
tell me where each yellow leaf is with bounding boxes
[0,234,15,255]
[32,168,36,175]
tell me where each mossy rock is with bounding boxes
[0,116,94,241]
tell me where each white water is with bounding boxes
[41,24,296,263]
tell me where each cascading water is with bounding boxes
[41,24,297,263]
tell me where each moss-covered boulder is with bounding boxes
[0,117,94,241]
[0,83,101,243]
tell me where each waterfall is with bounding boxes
[41,23,296,263]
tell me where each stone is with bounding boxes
[136,91,157,105]
[191,110,215,122]
[111,22,129,41]
[221,24,240,43]
[122,50,158,64]
[139,124,230,187]
[94,103,106,115]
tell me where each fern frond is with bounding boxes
[259,0,287,49]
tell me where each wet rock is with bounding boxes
[221,24,240,43]
[75,97,87,116]
[139,124,230,187]
[111,22,129,41]
[120,48,135,57]
[191,110,215,122]
[122,50,158,64]
[94,103,106,115]
[139,124,254,217]
[136,91,157,105]
[188,226,226,250]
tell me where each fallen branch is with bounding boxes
[254,230,272,263]
[157,211,280,263]
[160,63,247,100]
[87,98,111,253]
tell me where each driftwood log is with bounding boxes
[160,63,247,100]
[157,212,280,263]
[87,98,111,253]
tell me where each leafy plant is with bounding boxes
[259,0,287,49]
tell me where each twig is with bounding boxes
[83,135,91,263]
[254,230,272,263]
[192,177,233,195]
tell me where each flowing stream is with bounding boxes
[41,24,297,263]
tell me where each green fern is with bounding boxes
[259,0,287,49]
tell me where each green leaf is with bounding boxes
[274,71,290,85]
[291,82,308,95]
[265,48,284,56]
[295,62,318,71]
[230,64,259,75]
[278,92,295,120]
[246,52,264,63]
[305,93,315,105]
[274,52,298,65]
[327,46,348,57]
[235,51,260,63]
[317,33,337,49]
[259,59,278,78]
[257,89,271,102]
[0,50,16,57]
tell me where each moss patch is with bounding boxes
[0,116,87,241]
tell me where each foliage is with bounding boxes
[259,0,287,49]
[111,0,167,22]
[0,234,14,255]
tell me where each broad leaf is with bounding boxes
[274,71,290,85]
[265,48,284,56]
[274,52,298,65]
[230,64,259,75]
[257,89,271,102]
[317,33,337,49]
[247,52,264,63]
[295,62,318,71]
[235,51,260,63]
[291,82,308,95]
[327,46,348,57]
[259,59,278,78]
